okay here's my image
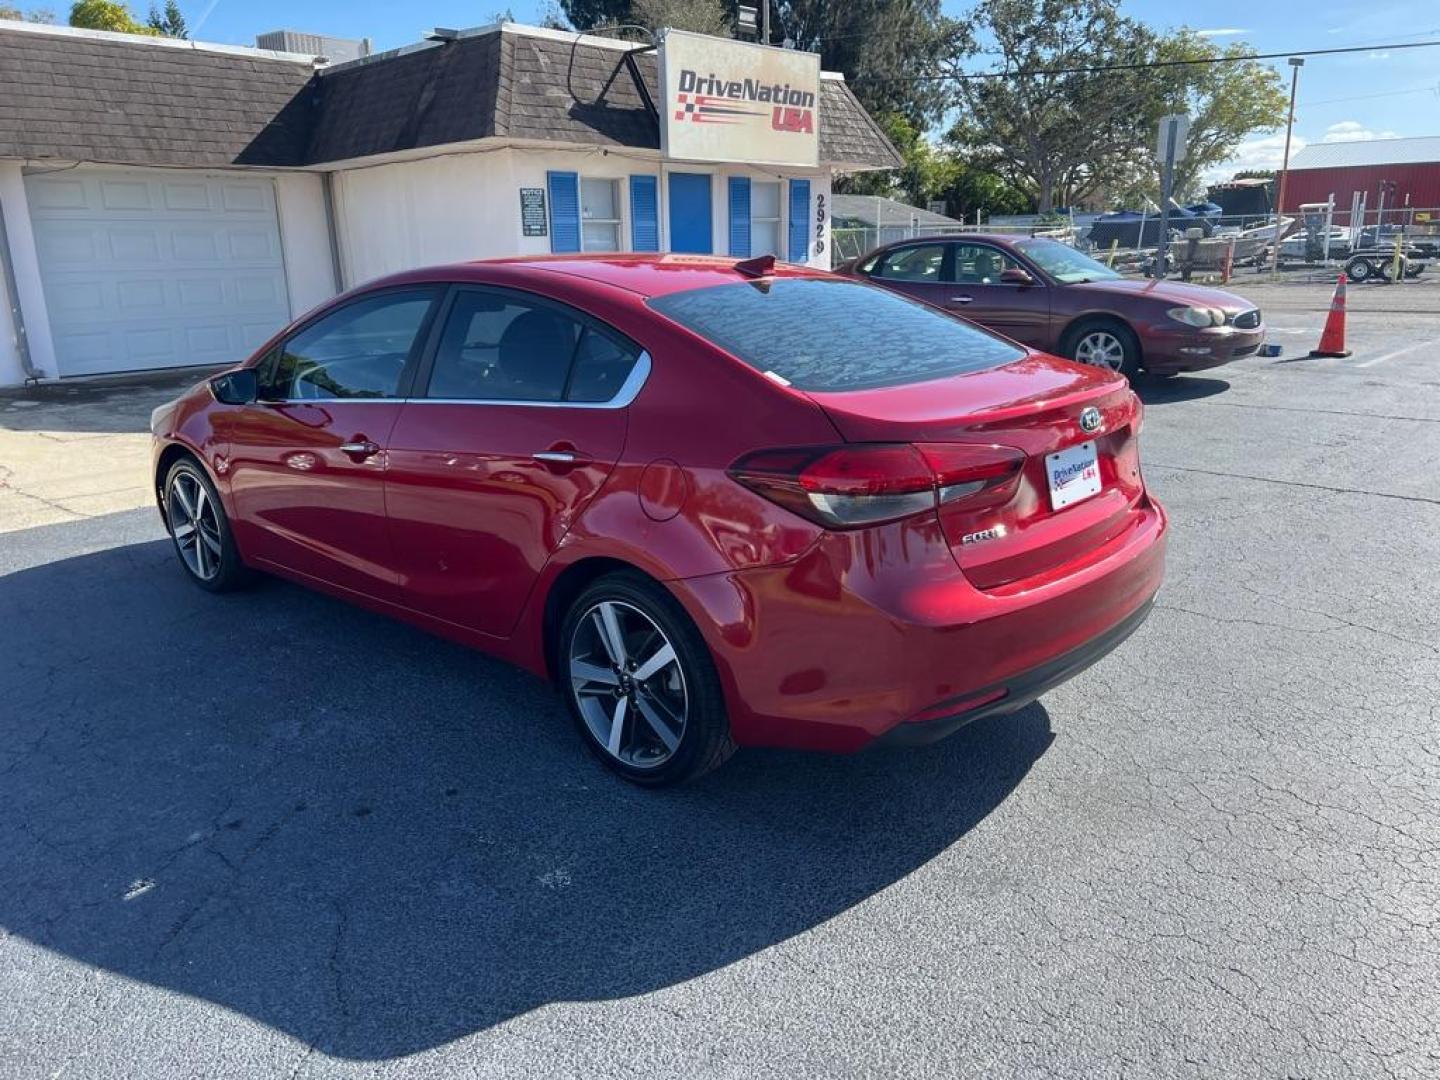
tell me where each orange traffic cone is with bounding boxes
[1309,274,1352,358]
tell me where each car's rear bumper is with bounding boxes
[673,496,1168,753]
[874,596,1154,746]
[1141,324,1265,373]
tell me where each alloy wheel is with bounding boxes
[1074,331,1126,372]
[568,600,688,770]
[167,472,223,582]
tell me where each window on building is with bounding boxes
[581,178,622,252]
[751,181,782,258]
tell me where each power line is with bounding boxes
[1301,82,1440,108]
[867,37,1440,82]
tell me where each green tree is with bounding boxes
[1150,31,1287,196]
[69,0,157,33]
[145,0,185,37]
[837,112,1031,222]
[560,0,630,29]
[944,0,1159,213]
[536,1,570,28]
[632,0,730,35]
[774,1,967,127]
[837,112,956,202]
[1,4,56,20]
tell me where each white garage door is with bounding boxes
[25,169,292,377]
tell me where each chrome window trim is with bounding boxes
[261,350,652,410]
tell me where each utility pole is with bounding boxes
[1153,113,1188,280]
[761,0,770,45]
[1270,57,1304,280]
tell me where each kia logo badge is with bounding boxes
[1079,407,1102,434]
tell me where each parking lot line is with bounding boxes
[1356,337,1439,368]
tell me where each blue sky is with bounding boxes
[184,0,1439,174]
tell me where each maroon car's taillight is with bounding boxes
[728,443,1026,529]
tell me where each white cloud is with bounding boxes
[1203,132,1308,181]
[1194,28,1250,37]
[1322,120,1401,142]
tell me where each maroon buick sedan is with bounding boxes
[839,235,1265,377]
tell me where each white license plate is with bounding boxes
[1046,440,1102,510]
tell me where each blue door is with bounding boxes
[668,172,713,254]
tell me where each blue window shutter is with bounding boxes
[787,179,811,263]
[728,176,751,258]
[548,171,580,253]
[630,175,659,252]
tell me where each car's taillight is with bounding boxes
[728,443,1025,529]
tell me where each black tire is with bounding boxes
[162,456,253,593]
[1345,256,1371,282]
[558,572,735,786]
[1062,318,1143,378]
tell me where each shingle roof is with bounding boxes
[0,21,902,171]
[0,21,317,167]
[1289,136,1440,171]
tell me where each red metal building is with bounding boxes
[1280,136,1440,214]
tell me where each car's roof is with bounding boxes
[365,253,835,300]
[878,233,1028,249]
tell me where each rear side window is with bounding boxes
[647,279,1025,392]
[425,290,640,403]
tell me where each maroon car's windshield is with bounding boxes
[1012,238,1122,284]
[647,278,1025,392]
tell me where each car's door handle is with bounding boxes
[338,439,380,458]
[532,450,593,467]
[950,295,974,303]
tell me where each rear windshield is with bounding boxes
[646,278,1026,392]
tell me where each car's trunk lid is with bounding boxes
[805,355,1145,589]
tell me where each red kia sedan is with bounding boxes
[839,235,1265,377]
[151,254,1166,785]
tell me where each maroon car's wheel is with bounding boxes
[560,573,734,786]
[162,457,251,593]
[1064,319,1142,378]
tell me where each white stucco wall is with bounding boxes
[330,146,836,283]
[0,162,57,385]
[332,150,524,287]
[274,172,339,319]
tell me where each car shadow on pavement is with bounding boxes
[0,534,1053,1061]
[1134,374,1230,405]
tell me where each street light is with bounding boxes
[1270,57,1305,279]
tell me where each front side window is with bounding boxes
[949,243,1022,284]
[426,290,639,403]
[268,290,435,400]
[581,178,622,252]
[648,278,1025,392]
[751,181,782,258]
[875,244,945,283]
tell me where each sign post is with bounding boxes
[1153,113,1189,280]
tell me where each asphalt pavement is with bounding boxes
[1,280,1438,1078]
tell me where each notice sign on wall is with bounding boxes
[520,187,547,236]
[659,29,820,168]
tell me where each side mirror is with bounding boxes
[210,369,258,405]
[1000,267,1036,286]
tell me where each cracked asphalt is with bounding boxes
[1,280,1438,1078]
